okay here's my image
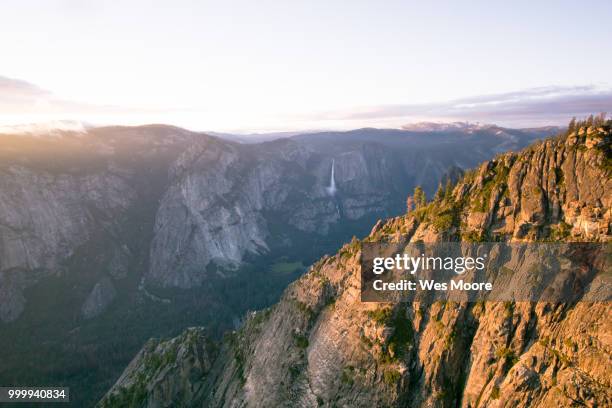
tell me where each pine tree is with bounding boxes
[413,186,426,209]
[594,112,606,127]
[568,117,576,133]
[586,114,594,127]
[444,179,453,201]
[434,183,444,202]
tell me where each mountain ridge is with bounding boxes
[0,121,571,406]
[101,118,610,407]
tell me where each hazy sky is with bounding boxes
[1,0,611,132]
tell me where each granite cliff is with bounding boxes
[0,122,555,407]
[101,118,610,407]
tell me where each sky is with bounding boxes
[1,0,611,133]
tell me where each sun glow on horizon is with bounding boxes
[1,1,611,132]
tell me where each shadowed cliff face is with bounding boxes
[101,122,610,407]
[0,126,199,322]
[0,165,134,321]
[0,123,550,321]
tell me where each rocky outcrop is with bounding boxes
[397,123,611,244]
[0,270,25,322]
[82,277,118,319]
[99,327,217,407]
[107,120,611,407]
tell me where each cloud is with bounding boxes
[0,75,174,126]
[0,75,108,114]
[310,85,612,127]
[2,75,610,130]
[0,76,52,103]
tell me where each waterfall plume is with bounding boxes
[326,159,337,196]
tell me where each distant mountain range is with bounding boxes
[208,122,562,144]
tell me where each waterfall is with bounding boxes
[326,159,337,196]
